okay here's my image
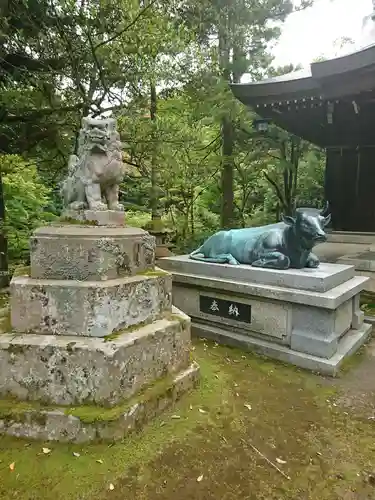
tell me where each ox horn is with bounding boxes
[320,201,330,217]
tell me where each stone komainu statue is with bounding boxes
[61,117,126,211]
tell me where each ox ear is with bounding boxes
[282,214,296,226]
[323,213,331,227]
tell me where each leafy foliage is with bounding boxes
[1,155,56,263]
[0,0,325,265]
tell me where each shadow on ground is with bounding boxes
[1,337,375,500]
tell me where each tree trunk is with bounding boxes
[219,21,235,229]
[0,167,9,288]
[150,80,160,222]
[221,115,235,228]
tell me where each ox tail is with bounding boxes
[189,248,228,264]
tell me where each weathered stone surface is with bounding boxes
[161,263,367,310]
[0,361,199,443]
[30,225,155,281]
[160,255,355,293]
[10,271,171,337]
[62,209,126,226]
[0,308,191,406]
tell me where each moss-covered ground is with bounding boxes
[361,291,375,317]
[1,338,375,500]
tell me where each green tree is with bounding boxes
[178,0,313,228]
[1,155,56,265]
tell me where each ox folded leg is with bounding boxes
[251,252,290,270]
[305,252,320,268]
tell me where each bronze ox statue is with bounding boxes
[189,206,331,270]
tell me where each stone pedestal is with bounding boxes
[315,231,375,293]
[0,219,199,442]
[159,255,372,376]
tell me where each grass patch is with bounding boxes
[66,373,176,424]
[360,291,375,316]
[338,343,370,375]
[12,266,31,278]
[137,269,169,278]
[0,307,11,333]
[103,318,156,341]
[1,340,375,500]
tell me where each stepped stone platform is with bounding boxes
[11,272,172,337]
[0,214,199,442]
[315,231,375,293]
[159,255,372,375]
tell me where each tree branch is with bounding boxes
[94,0,158,50]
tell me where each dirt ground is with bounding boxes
[2,336,375,500]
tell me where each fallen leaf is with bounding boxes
[109,483,115,491]
[197,474,204,482]
[198,408,207,414]
[276,458,287,465]
[244,404,252,411]
[96,459,104,464]
[9,462,15,472]
[73,452,80,458]
[42,448,51,455]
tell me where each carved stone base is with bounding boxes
[30,225,156,281]
[0,362,200,443]
[0,308,190,406]
[10,271,172,337]
[62,209,125,226]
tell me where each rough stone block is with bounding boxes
[0,308,191,406]
[30,225,155,281]
[62,209,126,226]
[10,271,172,337]
[0,362,200,443]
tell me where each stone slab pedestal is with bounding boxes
[314,231,375,294]
[30,225,155,281]
[159,256,372,375]
[337,250,375,294]
[0,307,191,406]
[0,361,200,443]
[11,272,172,337]
[1,220,199,442]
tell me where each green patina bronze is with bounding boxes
[189,209,331,270]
